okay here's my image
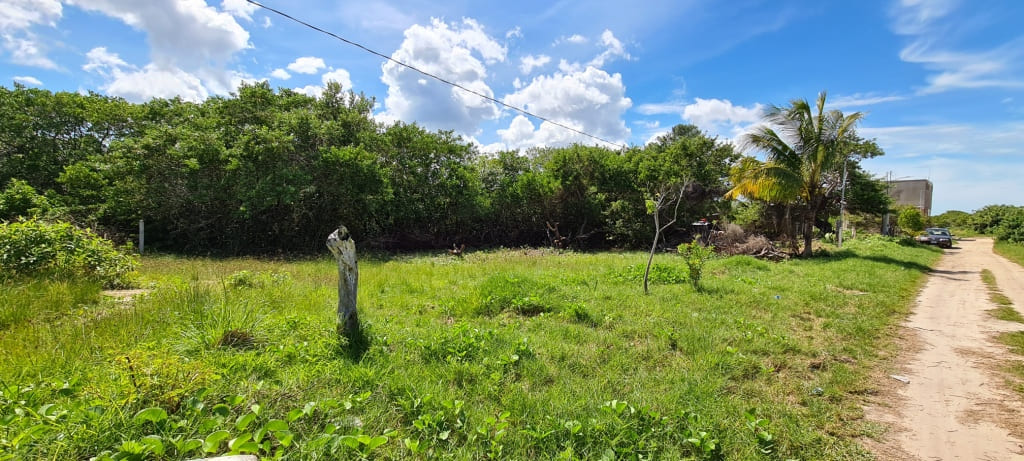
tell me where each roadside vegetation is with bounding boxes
[994,241,1024,268]
[3,80,1020,459]
[980,269,1022,323]
[0,236,939,460]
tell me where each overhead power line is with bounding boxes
[244,0,628,149]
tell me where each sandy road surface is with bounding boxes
[866,238,1024,460]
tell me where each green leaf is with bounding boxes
[264,419,288,432]
[235,441,260,453]
[276,430,294,447]
[203,430,231,453]
[228,433,252,451]
[211,403,230,417]
[253,426,268,443]
[287,408,303,422]
[340,435,360,449]
[177,438,203,454]
[141,435,165,456]
[365,435,388,451]
[132,407,168,424]
[235,412,256,431]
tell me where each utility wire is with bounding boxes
[244,0,628,149]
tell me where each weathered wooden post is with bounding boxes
[327,226,359,337]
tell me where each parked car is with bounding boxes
[917,227,953,248]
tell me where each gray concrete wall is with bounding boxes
[889,179,933,216]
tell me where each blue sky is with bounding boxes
[3,0,1023,214]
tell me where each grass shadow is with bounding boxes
[337,324,371,362]
[812,249,935,273]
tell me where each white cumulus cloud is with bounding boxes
[270,68,291,80]
[69,0,252,101]
[221,0,258,21]
[379,18,507,133]
[292,85,323,98]
[0,0,62,69]
[286,56,326,74]
[81,45,216,102]
[554,34,587,45]
[287,67,353,98]
[497,66,632,149]
[588,29,630,68]
[636,97,764,142]
[321,68,352,89]
[519,54,551,74]
[682,98,763,130]
[105,64,209,102]
[82,46,129,75]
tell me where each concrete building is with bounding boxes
[888,179,933,216]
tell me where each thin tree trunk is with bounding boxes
[327,227,359,338]
[802,198,818,258]
[643,213,660,295]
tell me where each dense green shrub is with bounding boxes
[968,204,1021,234]
[678,239,715,289]
[897,206,925,237]
[993,207,1024,243]
[0,178,51,220]
[0,219,138,288]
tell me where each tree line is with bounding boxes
[0,82,890,255]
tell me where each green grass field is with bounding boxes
[0,237,941,460]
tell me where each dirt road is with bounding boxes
[866,238,1024,460]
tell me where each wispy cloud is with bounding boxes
[862,119,1024,212]
[635,101,688,115]
[890,0,1024,94]
[13,75,42,86]
[830,92,907,108]
[861,121,1024,158]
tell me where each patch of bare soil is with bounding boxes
[864,238,1024,460]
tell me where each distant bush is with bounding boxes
[0,219,138,288]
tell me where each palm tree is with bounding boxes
[726,92,863,257]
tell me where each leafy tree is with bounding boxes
[726,92,865,257]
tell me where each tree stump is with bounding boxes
[327,226,359,338]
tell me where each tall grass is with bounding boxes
[0,238,940,460]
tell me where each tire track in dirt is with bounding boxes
[865,238,1024,460]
